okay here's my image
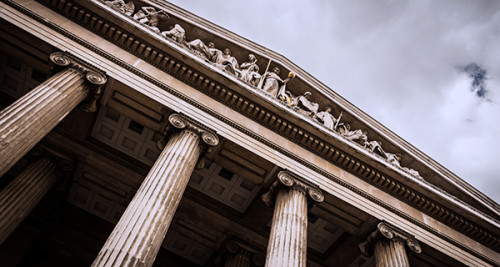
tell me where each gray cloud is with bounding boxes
[169,0,500,203]
[459,63,489,99]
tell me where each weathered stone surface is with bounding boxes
[265,188,308,267]
[0,157,61,244]
[0,52,106,177]
[92,114,218,267]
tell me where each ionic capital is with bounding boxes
[157,113,220,151]
[50,52,107,112]
[225,239,264,266]
[50,52,107,85]
[29,146,76,173]
[359,222,422,257]
[168,114,219,146]
[262,170,324,207]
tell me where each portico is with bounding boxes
[0,0,498,266]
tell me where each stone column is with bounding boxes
[225,252,251,267]
[92,114,219,267]
[0,155,68,245]
[0,52,106,177]
[262,171,324,267]
[359,222,422,267]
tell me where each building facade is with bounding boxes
[0,0,499,266]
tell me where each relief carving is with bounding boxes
[292,91,319,117]
[100,0,424,181]
[104,0,135,16]
[238,54,261,86]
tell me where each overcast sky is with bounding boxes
[167,0,500,204]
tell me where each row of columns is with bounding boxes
[0,52,421,266]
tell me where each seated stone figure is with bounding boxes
[385,152,402,167]
[211,48,240,75]
[161,24,187,45]
[292,91,319,117]
[366,140,386,158]
[238,54,261,86]
[104,0,135,16]
[315,107,339,131]
[342,124,368,146]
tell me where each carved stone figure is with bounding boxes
[403,167,423,179]
[188,39,213,60]
[366,140,386,157]
[292,91,319,117]
[161,24,186,44]
[385,152,402,167]
[104,0,135,16]
[342,125,368,146]
[133,6,169,33]
[211,48,239,75]
[315,107,339,130]
[238,54,261,86]
[258,67,291,98]
[132,8,146,20]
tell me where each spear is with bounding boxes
[257,58,272,89]
[334,111,343,130]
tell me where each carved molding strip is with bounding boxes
[359,222,422,257]
[7,0,497,260]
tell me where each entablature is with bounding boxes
[2,0,498,263]
[78,0,498,220]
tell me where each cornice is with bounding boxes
[150,0,500,217]
[3,0,498,262]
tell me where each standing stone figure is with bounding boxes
[211,48,240,75]
[258,67,292,98]
[238,54,261,86]
[315,107,339,130]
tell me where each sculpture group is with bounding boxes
[103,0,423,179]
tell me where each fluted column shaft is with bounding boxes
[265,188,308,267]
[92,129,203,267]
[0,68,87,177]
[374,238,410,267]
[225,253,251,267]
[0,157,61,244]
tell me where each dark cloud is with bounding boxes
[459,63,489,99]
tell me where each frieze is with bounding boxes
[101,0,423,180]
[16,0,499,258]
